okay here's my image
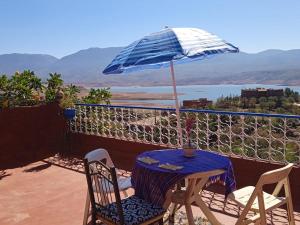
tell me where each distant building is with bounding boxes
[182,98,212,109]
[241,88,283,99]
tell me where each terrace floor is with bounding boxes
[1,155,300,225]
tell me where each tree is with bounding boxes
[47,73,63,89]
[248,97,257,108]
[59,84,80,108]
[65,84,80,98]
[284,88,299,102]
[258,97,268,110]
[275,107,285,114]
[0,75,11,107]
[45,73,63,103]
[284,88,294,98]
[0,75,9,91]
[240,97,249,109]
[82,88,112,104]
[267,100,276,111]
[9,70,42,106]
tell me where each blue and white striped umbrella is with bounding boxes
[103,27,238,74]
[103,27,239,146]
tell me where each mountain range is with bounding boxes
[0,47,300,86]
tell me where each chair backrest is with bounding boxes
[256,163,293,187]
[236,163,294,225]
[84,158,125,225]
[185,169,225,199]
[84,148,114,167]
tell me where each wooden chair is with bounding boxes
[167,169,225,225]
[228,163,295,225]
[84,158,166,225]
[83,149,132,225]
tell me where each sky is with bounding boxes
[0,0,300,58]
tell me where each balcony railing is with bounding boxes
[70,104,300,165]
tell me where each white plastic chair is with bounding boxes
[83,148,132,225]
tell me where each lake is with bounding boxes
[109,84,300,105]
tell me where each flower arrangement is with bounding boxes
[184,115,196,157]
[185,115,196,147]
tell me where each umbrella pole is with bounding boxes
[170,60,183,147]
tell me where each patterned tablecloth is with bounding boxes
[131,149,236,206]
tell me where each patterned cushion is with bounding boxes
[96,195,165,225]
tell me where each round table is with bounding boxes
[131,149,236,207]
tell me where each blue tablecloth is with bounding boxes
[131,149,236,206]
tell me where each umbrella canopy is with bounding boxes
[103,27,238,74]
[103,27,239,147]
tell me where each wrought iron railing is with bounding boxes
[70,104,300,165]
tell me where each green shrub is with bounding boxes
[82,88,112,104]
[45,73,63,103]
[59,84,80,109]
[1,70,43,107]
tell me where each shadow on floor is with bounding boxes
[0,170,11,180]
[42,154,132,178]
[42,154,85,174]
[23,163,51,172]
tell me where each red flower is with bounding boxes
[185,116,195,138]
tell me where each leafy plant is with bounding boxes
[0,75,9,91]
[82,88,112,104]
[66,84,80,98]
[59,94,75,109]
[59,84,80,109]
[0,75,10,107]
[0,71,84,109]
[7,70,42,106]
[45,73,64,103]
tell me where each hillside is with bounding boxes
[0,48,300,86]
[0,53,58,75]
